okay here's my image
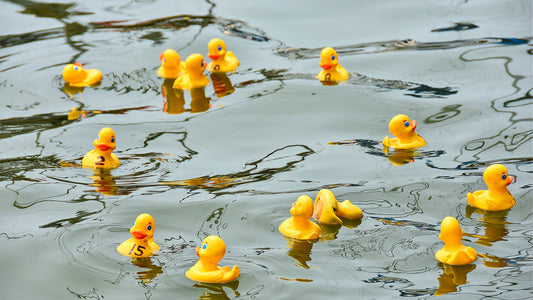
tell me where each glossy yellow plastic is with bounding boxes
[435,216,477,265]
[312,189,363,225]
[117,213,160,258]
[186,235,239,283]
[316,47,349,82]
[82,127,120,169]
[279,195,321,240]
[173,53,209,90]
[467,164,515,211]
[383,114,426,149]
[157,49,186,79]
[207,38,239,73]
[62,62,102,87]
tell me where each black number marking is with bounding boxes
[325,73,331,81]
[128,244,146,256]
[214,65,220,71]
[95,156,105,166]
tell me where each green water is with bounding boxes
[1,0,532,299]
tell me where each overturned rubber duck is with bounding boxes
[207,38,239,73]
[383,114,426,149]
[279,195,321,240]
[186,235,239,283]
[313,189,363,225]
[316,47,349,82]
[82,127,120,169]
[467,164,515,211]
[173,53,209,90]
[62,62,102,87]
[435,216,477,265]
[157,49,186,79]
[117,213,160,258]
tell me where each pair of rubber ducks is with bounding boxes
[117,214,239,283]
[157,38,239,90]
[279,189,363,240]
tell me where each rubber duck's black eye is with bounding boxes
[404,121,410,127]
[502,174,507,180]
[97,135,100,140]
[73,66,79,71]
[331,55,335,60]
[111,137,115,143]
[217,46,222,51]
[201,61,204,67]
[147,224,152,231]
[202,243,207,249]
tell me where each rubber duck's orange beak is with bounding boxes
[131,231,147,239]
[159,52,164,61]
[96,144,111,151]
[320,63,332,70]
[506,175,513,185]
[202,60,207,70]
[196,246,200,256]
[208,53,220,60]
[74,62,83,68]
[411,120,417,131]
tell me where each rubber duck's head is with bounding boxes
[160,49,181,69]
[93,127,116,153]
[196,235,226,264]
[208,38,226,60]
[483,164,513,189]
[63,62,87,84]
[389,114,417,138]
[438,216,463,245]
[319,47,339,70]
[290,195,314,219]
[130,213,155,240]
[185,53,207,74]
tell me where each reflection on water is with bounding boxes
[434,263,476,296]
[193,281,240,300]
[465,206,510,247]
[329,139,445,167]
[130,257,163,284]
[283,237,316,269]
[210,73,235,98]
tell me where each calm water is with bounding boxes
[1,0,532,299]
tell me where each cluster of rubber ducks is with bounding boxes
[64,40,516,284]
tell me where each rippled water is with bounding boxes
[1,0,532,299]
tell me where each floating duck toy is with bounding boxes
[435,216,477,265]
[173,53,209,90]
[157,49,186,79]
[316,47,349,82]
[117,213,160,258]
[186,235,240,283]
[62,62,102,87]
[279,195,321,240]
[82,127,120,169]
[467,164,515,211]
[207,38,239,73]
[313,189,363,225]
[383,114,426,149]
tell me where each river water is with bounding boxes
[1,0,532,299]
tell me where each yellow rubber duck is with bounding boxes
[157,49,186,79]
[467,164,515,211]
[316,47,349,82]
[62,62,102,87]
[82,127,120,169]
[279,195,321,240]
[312,189,363,225]
[207,38,240,73]
[173,53,210,90]
[186,235,240,283]
[383,114,426,149]
[435,216,477,265]
[117,213,160,258]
